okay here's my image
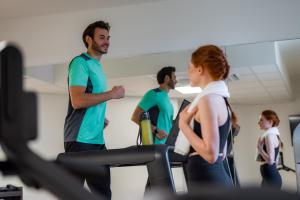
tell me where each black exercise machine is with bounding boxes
[224,124,240,187]
[277,152,295,173]
[0,184,22,200]
[57,145,175,195]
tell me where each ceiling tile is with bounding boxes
[260,80,285,87]
[230,67,253,76]
[230,87,267,95]
[236,74,257,81]
[250,64,278,73]
[265,85,288,92]
[256,72,282,81]
[229,81,261,90]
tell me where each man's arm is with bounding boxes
[131,106,144,125]
[70,85,125,109]
[131,106,157,132]
[131,106,167,139]
[132,90,156,128]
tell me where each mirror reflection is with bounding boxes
[22,39,300,194]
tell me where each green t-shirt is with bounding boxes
[64,53,107,144]
[138,88,174,144]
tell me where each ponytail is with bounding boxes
[224,98,238,128]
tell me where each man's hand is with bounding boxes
[109,86,125,99]
[156,129,168,140]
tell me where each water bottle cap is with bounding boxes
[140,112,150,120]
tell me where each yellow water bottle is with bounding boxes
[140,112,153,145]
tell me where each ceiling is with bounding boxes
[24,39,300,105]
[228,65,291,104]
[0,0,166,20]
[4,0,298,105]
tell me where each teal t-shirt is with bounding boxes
[138,88,174,144]
[65,53,107,144]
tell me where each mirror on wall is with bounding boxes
[23,38,300,191]
[99,38,300,191]
[220,39,300,190]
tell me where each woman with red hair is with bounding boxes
[257,110,282,189]
[179,45,237,190]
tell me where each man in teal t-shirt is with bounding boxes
[131,66,177,144]
[131,66,177,195]
[64,21,125,200]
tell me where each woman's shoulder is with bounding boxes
[197,95,224,117]
[265,134,280,143]
[198,95,211,108]
[198,94,224,107]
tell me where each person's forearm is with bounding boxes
[258,148,273,164]
[72,91,112,109]
[131,117,139,125]
[131,109,142,125]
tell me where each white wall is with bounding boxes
[29,94,68,159]
[1,0,300,67]
[0,93,68,200]
[232,98,300,191]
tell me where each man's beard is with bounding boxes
[167,80,175,89]
[92,41,108,55]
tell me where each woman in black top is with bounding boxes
[179,45,237,191]
[257,110,282,189]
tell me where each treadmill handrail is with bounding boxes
[57,145,176,193]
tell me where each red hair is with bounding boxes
[191,45,230,80]
[261,110,280,127]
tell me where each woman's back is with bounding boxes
[186,95,233,189]
[191,95,231,157]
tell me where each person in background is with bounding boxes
[131,66,177,194]
[131,66,177,144]
[257,109,282,189]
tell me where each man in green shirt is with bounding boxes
[131,66,177,194]
[131,66,177,144]
[64,21,125,199]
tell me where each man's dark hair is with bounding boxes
[156,66,176,84]
[82,21,110,48]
